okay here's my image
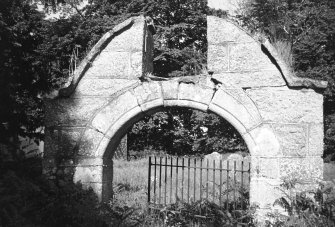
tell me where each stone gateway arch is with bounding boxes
[44,2,327,220]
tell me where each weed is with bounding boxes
[266,179,335,227]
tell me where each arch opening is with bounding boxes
[105,105,252,212]
[71,81,282,214]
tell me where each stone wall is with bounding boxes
[207,0,326,219]
[43,16,154,198]
[43,4,326,223]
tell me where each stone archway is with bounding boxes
[71,80,280,212]
[44,8,326,220]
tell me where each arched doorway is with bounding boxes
[72,80,278,209]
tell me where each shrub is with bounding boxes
[147,199,257,227]
[266,179,335,227]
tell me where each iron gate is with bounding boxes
[147,156,251,211]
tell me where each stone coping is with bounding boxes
[51,16,155,98]
[48,14,327,100]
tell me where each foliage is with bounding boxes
[128,108,247,156]
[0,155,105,227]
[149,198,256,227]
[0,0,55,141]
[237,0,335,161]
[266,179,335,227]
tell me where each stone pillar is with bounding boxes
[44,16,154,200]
[207,1,325,223]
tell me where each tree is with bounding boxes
[128,108,247,156]
[0,0,59,142]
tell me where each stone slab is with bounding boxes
[59,128,83,156]
[246,88,323,124]
[251,157,280,179]
[130,51,143,77]
[75,78,138,97]
[103,18,144,52]
[208,44,228,73]
[212,70,285,88]
[249,125,281,157]
[229,42,278,72]
[77,128,104,157]
[85,51,131,79]
[271,124,308,157]
[45,98,108,127]
[74,165,103,183]
[207,16,254,44]
[308,123,324,156]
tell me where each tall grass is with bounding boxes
[112,158,148,209]
[112,156,250,209]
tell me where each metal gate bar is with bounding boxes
[148,155,251,209]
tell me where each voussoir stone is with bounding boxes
[178,83,214,105]
[211,88,262,131]
[133,81,163,105]
[161,80,179,100]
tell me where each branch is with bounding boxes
[66,0,86,19]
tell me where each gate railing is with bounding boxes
[148,156,250,211]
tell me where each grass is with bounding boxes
[112,158,148,209]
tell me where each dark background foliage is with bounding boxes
[237,0,335,161]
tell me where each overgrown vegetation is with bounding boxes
[237,0,335,161]
[146,198,256,227]
[266,179,335,227]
